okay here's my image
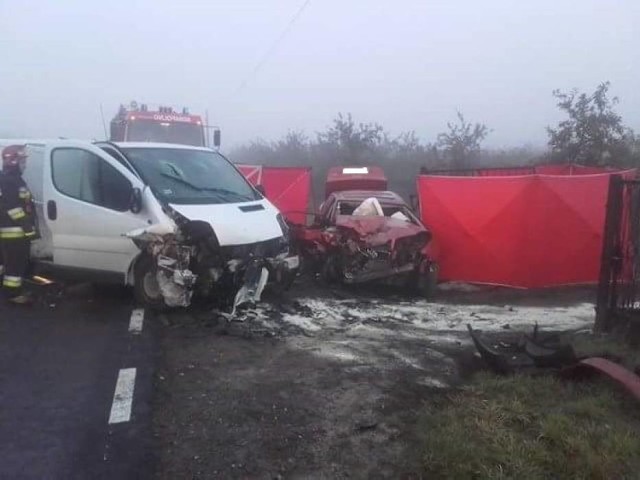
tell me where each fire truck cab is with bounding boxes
[110,101,217,148]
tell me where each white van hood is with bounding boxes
[169,199,284,246]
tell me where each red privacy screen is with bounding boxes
[417,166,635,288]
[236,165,311,225]
[236,164,263,185]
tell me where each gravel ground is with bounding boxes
[152,281,595,479]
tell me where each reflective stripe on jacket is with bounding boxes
[0,226,25,239]
[2,275,22,288]
[0,172,36,235]
[7,207,26,221]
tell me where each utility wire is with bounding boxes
[234,0,313,95]
[99,104,108,140]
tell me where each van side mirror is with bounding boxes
[130,187,143,214]
[255,184,266,196]
[213,129,221,148]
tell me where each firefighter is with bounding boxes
[0,145,37,304]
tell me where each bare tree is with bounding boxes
[317,113,384,165]
[437,112,489,169]
[230,112,546,202]
[274,130,310,165]
[547,82,637,166]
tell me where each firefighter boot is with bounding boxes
[6,293,33,306]
[1,238,31,306]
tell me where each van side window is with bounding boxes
[51,148,132,212]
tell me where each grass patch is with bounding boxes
[571,332,640,369]
[420,372,640,479]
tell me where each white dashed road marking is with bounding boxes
[129,309,144,334]
[108,368,137,424]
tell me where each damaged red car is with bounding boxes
[290,190,438,297]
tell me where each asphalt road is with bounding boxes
[0,285,156,480]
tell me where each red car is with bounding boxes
[290,190,438,297]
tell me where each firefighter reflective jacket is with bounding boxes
[0,172,37,240]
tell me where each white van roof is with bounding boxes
[0,138,52,147]
[0,139,215,153]
[111,142,213,152]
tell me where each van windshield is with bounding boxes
[121,147,260,204]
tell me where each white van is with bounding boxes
[0,139,299,309]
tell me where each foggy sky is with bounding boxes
[1,0,639,150]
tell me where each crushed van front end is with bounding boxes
[128,219,299,311]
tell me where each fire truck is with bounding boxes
[109,101,219,147]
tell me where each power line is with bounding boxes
[234,0,313,95]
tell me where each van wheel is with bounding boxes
[133,254,167,310]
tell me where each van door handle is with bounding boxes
[47,200,57,220]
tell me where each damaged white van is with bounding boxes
[0,140,299,309]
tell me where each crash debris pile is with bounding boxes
[127,211,296,312]
[468,324,640,402]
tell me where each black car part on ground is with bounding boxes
[467,324,640,402]
[523,338,577,368]
[466,324,515,375]
[467,323,578,375]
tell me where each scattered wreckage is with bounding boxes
[290,190,438,297]
[468,324,640,402]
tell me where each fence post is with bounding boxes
[595,175,623,332]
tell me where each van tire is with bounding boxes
[133,254,168,311]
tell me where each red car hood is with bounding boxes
[335,215,429,247]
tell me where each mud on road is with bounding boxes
[152,281,595,479]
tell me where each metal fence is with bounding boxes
[596,175,640,331]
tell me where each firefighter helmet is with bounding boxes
[2,145,28,171]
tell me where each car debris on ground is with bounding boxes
[468,323,640,401]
